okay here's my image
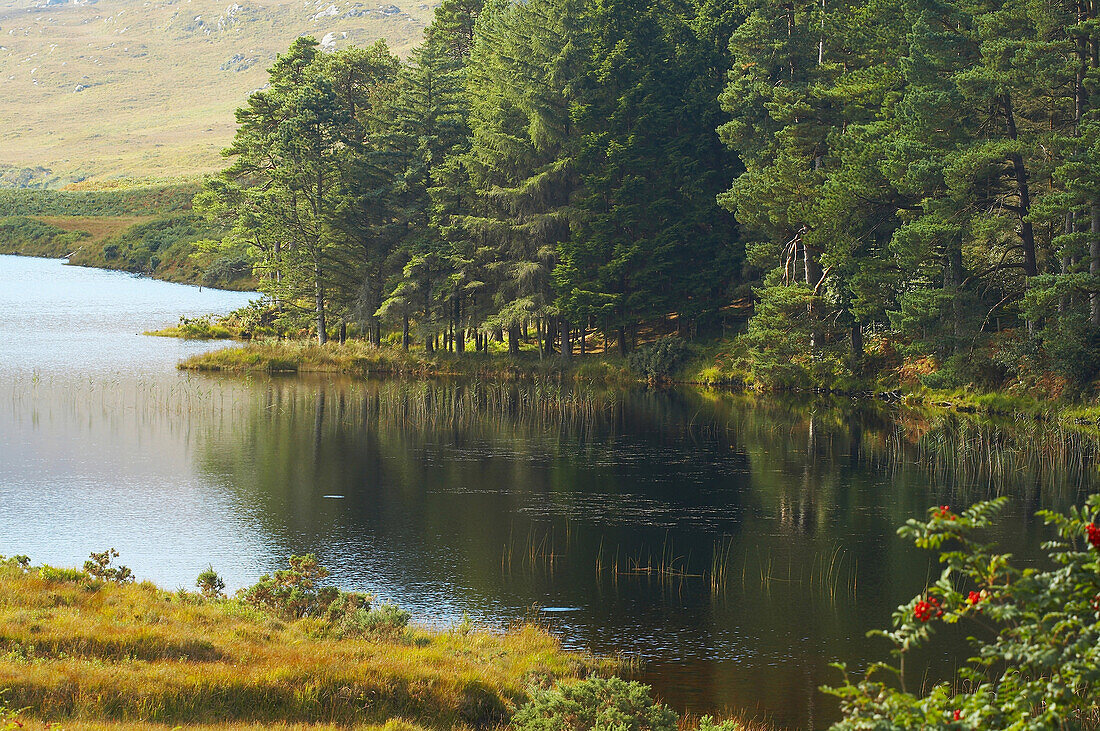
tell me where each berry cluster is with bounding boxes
[914,596,943,622]
[1087,523,1100,549]
[935,505,957,521]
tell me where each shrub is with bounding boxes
[239,555,413,636]
[196,565,226,599]
[239,554,339,619]
[172,315,233,339]
[827,496,1100,729]
[37,565,88,583]
[219,300,283,338]
[331,601,411,638]
[83,548,133,584]
[202,253,251,287]
[511,677,679,731]
[0,555,29,571]
[628,337,690,382]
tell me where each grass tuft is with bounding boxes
[0,559,612,729]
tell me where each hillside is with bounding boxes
[0,0,435,186]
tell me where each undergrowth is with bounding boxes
[0,553,610,729]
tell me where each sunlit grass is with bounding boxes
[6,722,430,731]
[0,561,611,729]
[34,215,152,247]
[178,340,635,383]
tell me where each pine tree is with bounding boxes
[460,0,590,357]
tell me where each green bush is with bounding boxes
[628,337,690,382]
[330,600,411,638]
[202,253,252,287]
[511,677,678,731]
[196,565,226,599]
[921,350,1008,391]
[827,496,1100,729]
[239,554,339,620]
[0,556,29,571]
[83,548,133,584]
[173,315,233,339]
[37,566,87,583]
[237,554,413,637]
[220,300,280,338]
[740,279,854,390]
[86,214,224,274]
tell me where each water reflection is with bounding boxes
[187,379,1095,728]
[3,257,1098,729]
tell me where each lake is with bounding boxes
[1,254,1095,728]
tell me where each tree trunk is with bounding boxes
[454,297,464,353]
[617,327,628,357]
[339,321,347,344]
[1003,94,1038,278]
[314,266,327,345]
[560,317,572,361]
[804,241,822,357]
[402,313,410,351]
[850,321,863,373]
[543,318,555,358]
[1091,202,1100,326]
[944,241,964,354]
[508,325,520,356]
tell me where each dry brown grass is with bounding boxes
[0,562,610,729]
[0,0,435,185]
[32,215,152,246]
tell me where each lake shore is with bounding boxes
[0,555,613,730]
[178,339,637,383]
[177,338,1100,428]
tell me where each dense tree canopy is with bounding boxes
[201,0,1100,395]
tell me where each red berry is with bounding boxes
[967,591,981,605]
[914,597,940,622]
[1087,523,1100,549]
[935,505,957,521]
[953,709,962,721]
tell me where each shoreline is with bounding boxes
[0,241,255,294]
[0,554,616,730]
[176,338,1100,429]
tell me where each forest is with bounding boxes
[198,0,1100,396]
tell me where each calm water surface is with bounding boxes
[1,254,1096,729]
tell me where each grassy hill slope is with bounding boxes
[0,0,435,186]
[0,184,256,289]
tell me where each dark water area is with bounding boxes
[1,254,1097,728]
